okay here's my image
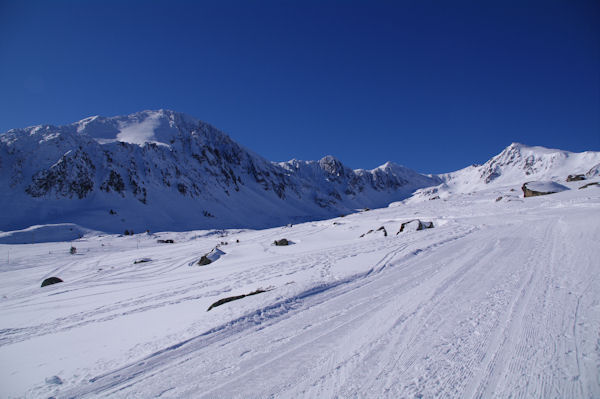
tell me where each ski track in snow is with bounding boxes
[1,184,599,398]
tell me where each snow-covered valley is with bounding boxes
[1,177,599,398]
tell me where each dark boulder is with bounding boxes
[274,238,289,246]
[198,256,212,266]
[41,277,63,287]
[566,174,585,182]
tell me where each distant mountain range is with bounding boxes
[1,110,598,232]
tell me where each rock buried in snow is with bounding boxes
[207,289,268,311]
[134,258,152,264]
[360,227,388,238]
[197,247,225,266]
[397,220,434,234]
[376,226,388,236]
[157,239,174,244]
[274,238,289,246]
[45,375,63,385]
[579,182,600,190]
[522,181,568,198]
[41,277,63,287]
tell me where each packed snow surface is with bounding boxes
[1,177,599,398]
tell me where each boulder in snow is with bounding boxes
[397,220,434,234]
[274,238,290,246]
[45,375,63,385]
[197,247,225,266]
[566,174,585,182]
[522,181,568,197]
[41,277,63,287]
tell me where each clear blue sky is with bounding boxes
[1,0,598,173]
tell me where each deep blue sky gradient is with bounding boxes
[1,0,598,173]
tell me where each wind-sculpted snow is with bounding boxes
[0,110,438,233]
[0,179,598,398]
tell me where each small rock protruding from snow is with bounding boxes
[274,238,290,246]
[522,181,569,197]
[41,277,63,287]
[397,220,434,234]
[197,247,226,266]
[45,375,63,385]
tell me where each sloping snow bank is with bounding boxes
[0,224,92,244]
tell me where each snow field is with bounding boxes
[0,181,599,398]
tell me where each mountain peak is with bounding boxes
[0,110,438,232]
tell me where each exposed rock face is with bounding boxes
[41,277,63,287]
[579,182,600,190]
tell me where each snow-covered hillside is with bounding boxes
[0,110,439,233]
[410,143,600,201]
[2,110,600,397]
[0,175,599,398]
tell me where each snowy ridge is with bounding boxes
[410,142,600,201]
[0,110,438,233]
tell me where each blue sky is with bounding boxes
[1,0,598,173]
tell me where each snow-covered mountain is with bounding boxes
[0,110,439,232]
[411,142,600,201]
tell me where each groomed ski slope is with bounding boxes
[1,181,599,398]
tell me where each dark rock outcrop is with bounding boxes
[579,182,600,190]
[198,256,212,266]
[274,238,289,246]
[207,289,267,311]
[397,220,434,234]
[566,174,585,182]
[41,277,63,287]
